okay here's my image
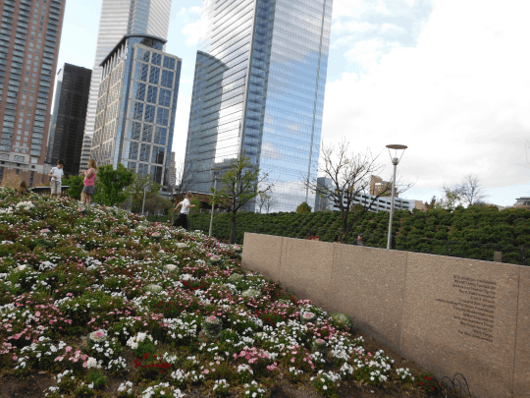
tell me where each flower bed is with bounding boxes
[0,188,430,397]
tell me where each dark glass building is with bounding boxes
[184,0,333,212]
[46,63,91,175]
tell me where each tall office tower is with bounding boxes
[91,34,182,187]
[169,151,176,186]
[79,133,93,171]
[84,0,172,144]
[184,0,333,212]
[46,63,91,175]
[0,0,66,186]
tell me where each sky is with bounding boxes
[55,0,530,207]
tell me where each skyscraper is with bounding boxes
[46,63,91,175]
[91,34,182,187]
[184,0,333,212]
[0,0,66,186]
[84,0,172,145]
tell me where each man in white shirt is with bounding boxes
[48,159,65,198]
[173,192,196,231]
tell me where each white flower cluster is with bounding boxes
[165,317,198,340]
[243,381,267,397]
[108,356,127,372]
[126,332,154,350]
[213,379,229,392]
[117,381,134,394]
[141,382,186,398]
[395,367,414,381]
[171,368,204,387]
[86,356,101,369]
[38,261,56,271]
[16,201,35,210]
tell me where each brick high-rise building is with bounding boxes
[0,0,66,186]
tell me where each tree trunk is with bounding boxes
[230,213,237,244]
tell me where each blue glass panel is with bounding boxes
[163,56,175,70]
[149,66,160,85]
[154,127,167,145]
[146,85,157,104]
[144,104,155,123]
[159,88,171,107]
[160,70,173,88]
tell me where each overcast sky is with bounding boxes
[56,0,530,207]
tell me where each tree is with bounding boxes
[302,139,412,242]
[126,173,162,213]
[93,164,134,207]
[213,154,272,243]
[256,190,275,214]
[66,174,84,200]
[296,202,312,214]
[458,174,487,207]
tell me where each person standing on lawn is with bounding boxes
[173,192,195,231]
[353,233,364,246]
[81,159,98,205]
[48,160,65,198]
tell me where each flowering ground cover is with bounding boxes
[0,188,465,398]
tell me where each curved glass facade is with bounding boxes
[185,0,332,212]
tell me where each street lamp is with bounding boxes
[141,183,149,216]
[386,144,407,250]
[209,170,219,236]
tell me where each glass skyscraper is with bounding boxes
[84,0,172,142]
[91,35,182,187]
[0,0,66,186]
[46,63,91,176]
[184,0,332,212]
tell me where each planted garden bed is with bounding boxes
[0,188,467,397]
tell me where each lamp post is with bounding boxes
[386,144,407,250]
[141,184,148,216]
[209,170,219,236]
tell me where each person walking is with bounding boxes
[173,192,195,231]
[353,233,364,246]
[48,160,65,198]
[18,181,28,196]
[81,159,98,205]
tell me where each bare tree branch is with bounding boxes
[457,174,487,207]
[302,139,413,241]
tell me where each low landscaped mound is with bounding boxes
[0,188,452,397]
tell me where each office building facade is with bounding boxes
[79,133,92,171]
[46,63,91,175]
[0,0,66,185]
[91,34,181,187]
[84,0,172,143]
[184,0,333,212]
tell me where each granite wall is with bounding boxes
[241,233,529,398]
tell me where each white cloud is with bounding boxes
[182,19,206,46]
[172,96,191,162]
[380,23,407,36]
[323,0,530,193]
[190,6,202,14]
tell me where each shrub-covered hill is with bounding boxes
[186,206,530,265]
[0,187,465,398]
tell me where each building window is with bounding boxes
[149,66,160,85]
[142,124,153,142]
[144,104,155,123]
[154,127,167,145]
[139,144,150,162]
[163,56,175,70]
[159,89,171,107]
[146,85,157,104]
[156,108,169,126]
[160,70,173,88]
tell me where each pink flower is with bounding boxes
[12,356,18,361]
[203,369,209,374]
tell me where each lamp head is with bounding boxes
[386,144,407,165]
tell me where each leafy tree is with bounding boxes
[302,139,412,242]
[213,154,272,243]
[126,173,162,213]
[66,174,84,200]
[93,164,134,207]
[144,194,172,215]
[296,202,312,214]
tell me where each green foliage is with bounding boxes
[296,202,312,214]
[126,173,162,213]
[189,205,530,265]
[213,154,272,243]
[94,164,134,207]
[87,369,107,390]
[66,174,84,200]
